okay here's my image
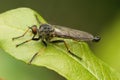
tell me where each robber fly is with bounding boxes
[12,20,100,64]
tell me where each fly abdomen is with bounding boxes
[92,36,101,42]
[54,25,100,42]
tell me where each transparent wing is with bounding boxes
[53,25,94,41]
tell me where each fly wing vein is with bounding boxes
[53,25,94,41]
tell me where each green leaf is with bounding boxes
[0,8,120,80]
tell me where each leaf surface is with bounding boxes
[0,8,120,80]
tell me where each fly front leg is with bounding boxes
[16,35,42,64]
[50,40,82,60]
[14,25,39,47]
[12,27,30,40]
[16,35,40,47]
[12,25,38,41]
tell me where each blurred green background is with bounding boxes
[0,0,120,80]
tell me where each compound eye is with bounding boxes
[30,25,37,34]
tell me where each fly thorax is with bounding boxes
[38,24,55,40]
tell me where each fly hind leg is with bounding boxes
[50,40,82,60]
